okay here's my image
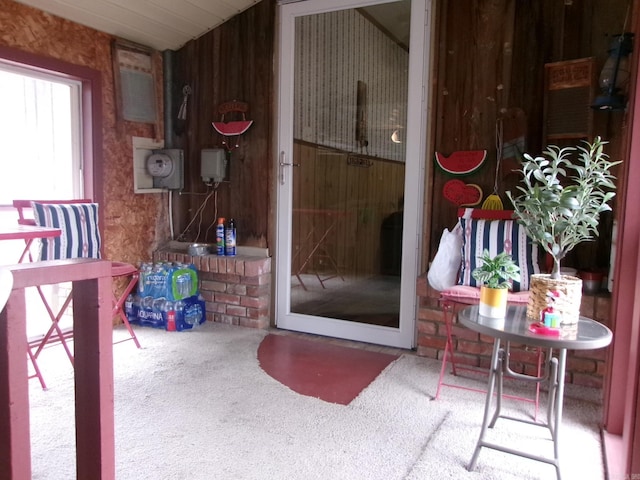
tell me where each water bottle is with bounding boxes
[142,295,154,309]
[216,217,226,256]
[184,303,200,327]
[138,263,151,295]
[175,300,185,331]
[225,218,237,256]
[125,293,134,309]
[176,273,189,299]
[163,300,176,331]
[152,297,166,312]
[125,294,135,318]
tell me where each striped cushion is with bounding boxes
[32,202,101,260]
[458,217,539,292]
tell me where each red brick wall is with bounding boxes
[154,249,271,329]
[416,276,612,388]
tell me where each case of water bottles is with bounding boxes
[125,261,206,331]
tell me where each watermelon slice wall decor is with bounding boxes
[442,179,483,206]
[435,150,487,176]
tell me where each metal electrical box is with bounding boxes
[147,149,184,190]
[201,148,227,183]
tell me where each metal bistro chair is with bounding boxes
[432,208,544,418]
[13,199,141,389]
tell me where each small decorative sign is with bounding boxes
[347,154,373,168]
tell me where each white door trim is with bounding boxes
[274,0,433,348]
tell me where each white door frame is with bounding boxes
[274,0,433,348]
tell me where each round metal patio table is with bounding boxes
[458,304,612,480]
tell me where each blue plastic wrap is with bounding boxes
[127,261,205,331]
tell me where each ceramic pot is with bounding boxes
[579,271,604,294]
[479,286,508,318]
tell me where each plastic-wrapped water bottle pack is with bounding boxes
[125,262,206,331]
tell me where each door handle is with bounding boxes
[279,151,299,185]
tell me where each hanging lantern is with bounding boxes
[592,33,634,111]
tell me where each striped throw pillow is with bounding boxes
[458,217,539,292]
[32,202,101,260]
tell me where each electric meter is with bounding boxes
[146,153,174,177]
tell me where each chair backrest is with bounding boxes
[12,199,102,260]
[13,199,92,225]
[456,207,514,220]
[456,207,540,292]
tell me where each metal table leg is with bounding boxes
[468,340,566,480]
[469,337,502,470]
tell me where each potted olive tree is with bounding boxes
[506,136,620,323]
[472,250,520,318]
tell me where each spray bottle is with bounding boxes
[216,217,226,256]
[225,218,237,256]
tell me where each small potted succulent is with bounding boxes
[506,136,620,323]
[472,250,521,318]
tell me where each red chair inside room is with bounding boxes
[13,199,141,389]
[429,207,544,416]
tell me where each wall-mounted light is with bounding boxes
[592,33,634,111]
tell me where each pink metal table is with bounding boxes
[0,224,61,263]
[0,224,61,241]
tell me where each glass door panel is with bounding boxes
[276,0,430,348]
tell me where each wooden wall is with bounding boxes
[171,0,276,249]
[6,0,628,277]
[427,0,632,274]
[168,0,630,278]
[292,142,405,278]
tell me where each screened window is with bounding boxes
[0,63,83,265]
[0,63,83,205]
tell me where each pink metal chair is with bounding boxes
[432,208,544,418]
[13,199,141,389]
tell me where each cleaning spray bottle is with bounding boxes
[225,218,237,256]
[216,217,226,256]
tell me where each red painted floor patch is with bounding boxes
[257,334,399,405]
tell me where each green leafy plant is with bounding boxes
[472,250,521,289]
[506,136,620,280]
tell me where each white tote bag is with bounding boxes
[427,223,463,291]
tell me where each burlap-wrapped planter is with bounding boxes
[527,274,583,325]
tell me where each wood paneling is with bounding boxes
[428,0,628,275]
[292,142,404,278]
[172,0,275,249]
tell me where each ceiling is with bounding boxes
[14,0,411,53]
[14,0,262,51]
